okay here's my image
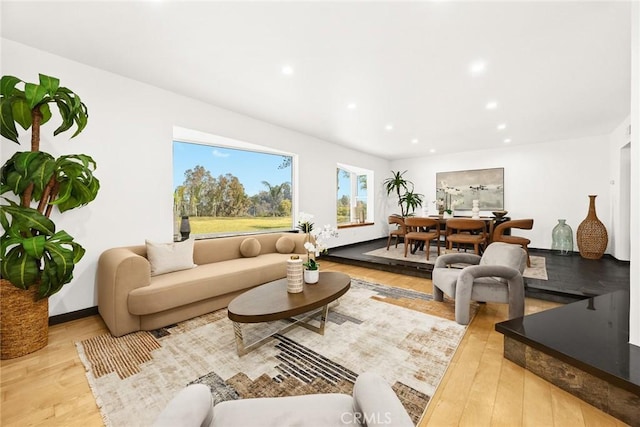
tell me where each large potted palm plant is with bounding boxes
[383,170,423,217]
[0,74,100,359]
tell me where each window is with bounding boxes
[336,163,373,226]
[173,130,295,239]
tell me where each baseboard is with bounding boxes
[338,240,630,263]
[529,247,630,263]
[49,306,99,326]
[330,237,387,250]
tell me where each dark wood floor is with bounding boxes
[324,238,630,304]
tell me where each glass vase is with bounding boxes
[551,219,573,255]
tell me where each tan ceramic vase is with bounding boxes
[576,195,608,260]
[0,279,49,359]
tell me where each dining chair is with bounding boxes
[403,217,441,260]
[386,215,407,250]
[492,218,534,267]
[445,218,487,255]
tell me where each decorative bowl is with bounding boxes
[492,210,508,219]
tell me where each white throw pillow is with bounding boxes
[146,238,197,276]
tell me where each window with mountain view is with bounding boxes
[173,140,294,239]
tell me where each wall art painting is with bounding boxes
[436,167,504,210]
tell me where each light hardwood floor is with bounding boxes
[0,261,627,426]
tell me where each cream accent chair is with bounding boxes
[153,372,414,427]
[431,242,527,325]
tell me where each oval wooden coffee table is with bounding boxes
[228,271,350,356]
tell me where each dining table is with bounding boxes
[409,215,498,254]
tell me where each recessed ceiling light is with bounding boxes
[504,138,511,143]
[486,101,498,110]
[347,102,357,110]
[429,148,436,153]
[497,123,507,130]
[281,65,294,75]
[470,60,486,75]
[385,124,394,131]
[411,138,419,144]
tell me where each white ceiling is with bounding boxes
[1,1,631,160]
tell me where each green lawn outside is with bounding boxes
[183,216,294,235]
[337,215,350,224]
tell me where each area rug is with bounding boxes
[76,279,469,426]
[365,245,548,280]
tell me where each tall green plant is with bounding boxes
[0,73,99,298]
[383,170,422,217]
[400,190,424,216]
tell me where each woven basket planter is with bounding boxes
[576,195,608,260]
[0,279,49,359]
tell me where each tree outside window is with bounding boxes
[173,140,294,239]
[336,164,373,225]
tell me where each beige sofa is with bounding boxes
[98,232,308,337]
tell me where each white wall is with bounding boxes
[629,1,639,347]
[609,117,632,261]
[1,39,390,316]
[391,136,611,251]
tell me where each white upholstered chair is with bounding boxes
[153,372,414,427]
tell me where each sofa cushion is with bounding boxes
[192,233,306,264]
[145,238,197,276]
[240,237,261,257]
[479,242,527,284]
[128,253,292,315]
[430,267,460,299]
[275,236,296,254]
[480,242,527,272]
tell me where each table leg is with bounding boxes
[411,240,425,254]
[233,304,331,356]
[233,321,248,356]
[298,304,329,335]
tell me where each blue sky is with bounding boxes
[337,170,350,198]
[173,142,292,196]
